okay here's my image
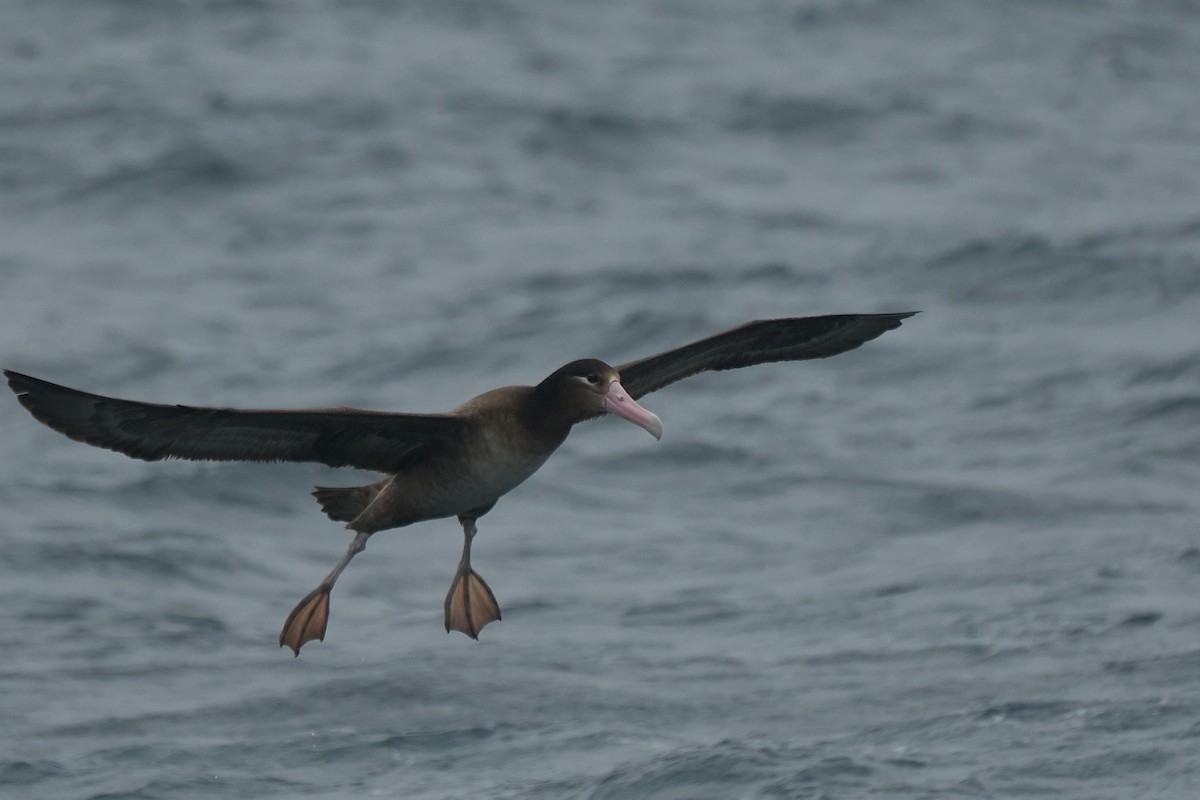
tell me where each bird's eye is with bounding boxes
[585,373,600,385]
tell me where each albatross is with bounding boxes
[6,312,915,654]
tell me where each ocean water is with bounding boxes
[2,0,1200,797]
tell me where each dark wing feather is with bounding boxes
[5,370,468,473]
[615,313,917,399]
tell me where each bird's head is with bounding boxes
[539,359,662,440]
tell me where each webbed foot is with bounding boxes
[279,586,331,656]
[443,567,501,639]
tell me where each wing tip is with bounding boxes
[880,310,920,328]
[5,370,77,409]
[869,310,919,322]
[844,311,919,336]
[845,311,920,348]
[5,371,52,418]
[5,369,35,395]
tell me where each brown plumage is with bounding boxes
[6,312,916,654]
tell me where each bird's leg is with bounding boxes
[444,515,501,639]
[279,530,372,656]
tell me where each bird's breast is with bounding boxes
[453,425,557,506]
[383,419,561,524]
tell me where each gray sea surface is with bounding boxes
[2,1,1200,797]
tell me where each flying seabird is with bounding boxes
[5,312,916,654]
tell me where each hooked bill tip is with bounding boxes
[603,380,663,440]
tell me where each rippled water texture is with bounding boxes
[2,1,1199,797]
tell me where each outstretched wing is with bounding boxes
[615,313,917,399]
[5,370,469,473]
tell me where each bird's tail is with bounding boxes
[313,480,388,523]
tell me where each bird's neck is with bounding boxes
[524,381,582,444]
